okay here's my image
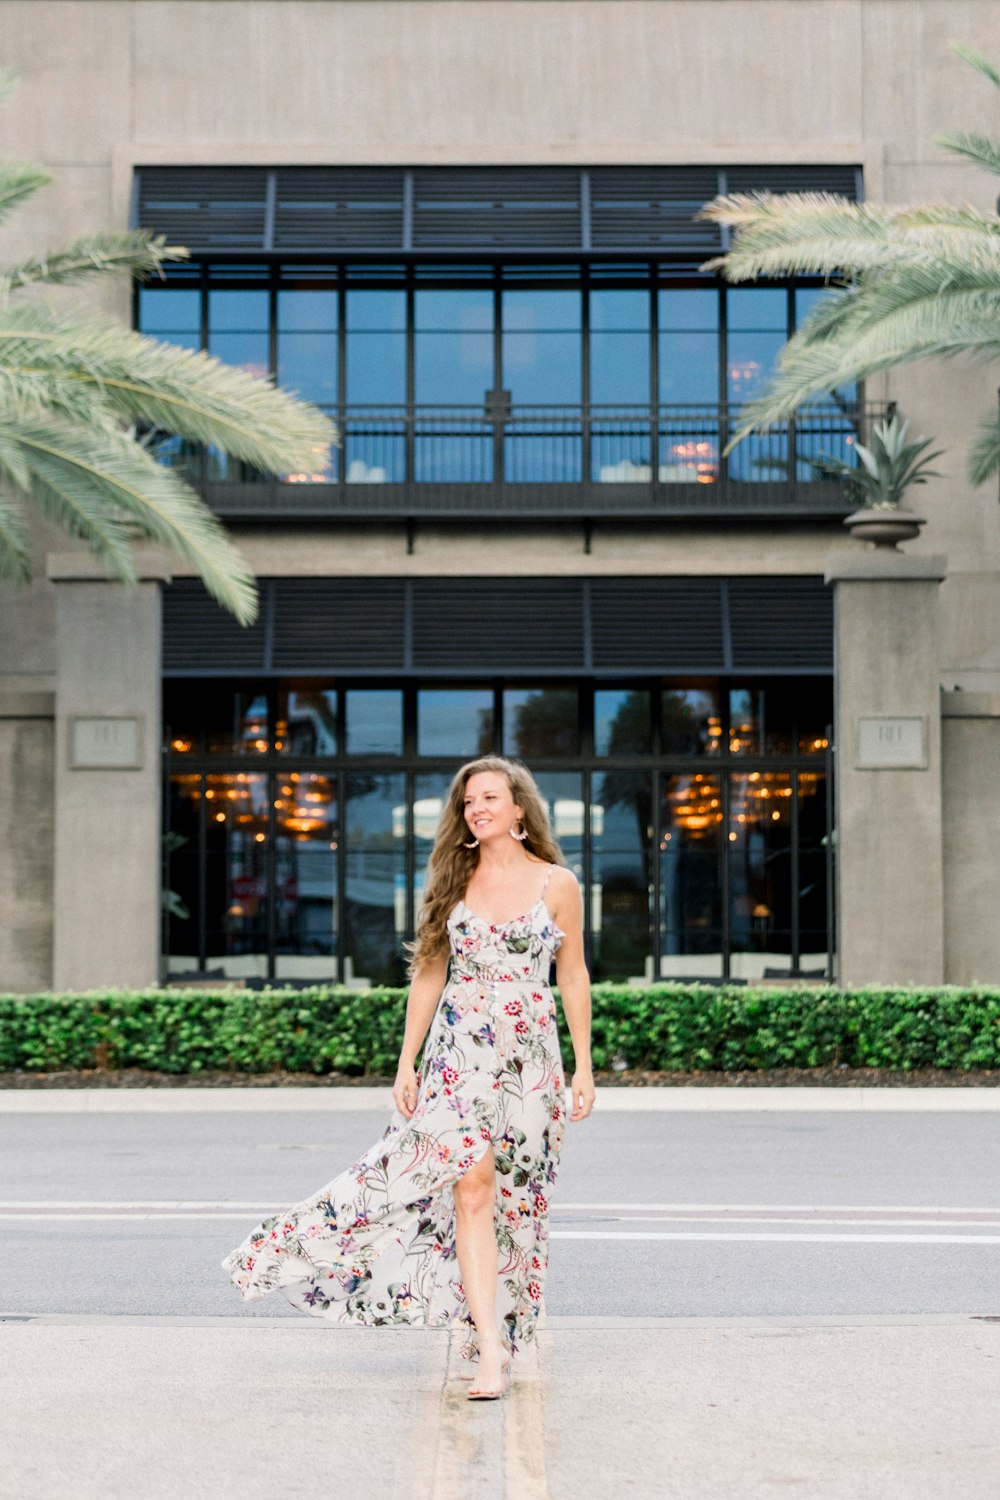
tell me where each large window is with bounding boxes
[138,263,860,488]
[164,676,833,986]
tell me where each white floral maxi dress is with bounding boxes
[221,873,567,1363]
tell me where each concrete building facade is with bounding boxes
[1,0,998,992]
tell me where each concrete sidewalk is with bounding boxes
[1,1085,999,1111]
[3,1314,997,1499]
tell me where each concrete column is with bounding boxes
[824,550,947,987]
[941,692,1000,984]
[49,554,170,991]
[0,686,55,992]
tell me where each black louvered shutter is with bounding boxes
[727,577,833,670]
[161,578,269,672]
[271,579,406,671]
[411,579,585,670]
[589,168,724,252]
[273,168,405,251]
[590,578,727,670]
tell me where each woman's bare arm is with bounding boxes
[550,869,595,1121]
[394,951,449,1116]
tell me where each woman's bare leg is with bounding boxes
[453,1147,508,1390]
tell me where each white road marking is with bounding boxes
[552,1231,1000,1244]
[4,1205,1000,1243]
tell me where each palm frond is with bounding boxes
[2,232,189,292]
[701,193,1000,281]
[935,131,1000,178]
[949,42,1000,92]
[1,423,139,581]
[896,203,1000,232]
[6,417,259,623]
[968,413,1000,485]
[0,304,336,473]
[0,162,52,227]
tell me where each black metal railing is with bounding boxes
[150,400,893,519]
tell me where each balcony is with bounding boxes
[155,400,893,523]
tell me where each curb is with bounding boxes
[1,1085,999,1112]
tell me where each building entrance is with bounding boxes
[163,676,834,986]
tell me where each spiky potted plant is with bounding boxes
[809,413,943,548]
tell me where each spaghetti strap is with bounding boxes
[540,863,555,896]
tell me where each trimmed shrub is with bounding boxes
[1,984,1000,1074]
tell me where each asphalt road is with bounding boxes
[3,1097,1000,1499]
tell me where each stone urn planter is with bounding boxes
[844,506,926,549]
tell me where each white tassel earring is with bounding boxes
[508,818,529,842]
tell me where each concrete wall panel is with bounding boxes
[0,716,54,992]
[942,707,1000,983]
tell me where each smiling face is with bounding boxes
[463,770,523,845]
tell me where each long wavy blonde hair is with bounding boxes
[406,756,564,976]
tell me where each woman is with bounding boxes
[221,755,595,1401]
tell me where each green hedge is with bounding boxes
[2,984,1000,1074]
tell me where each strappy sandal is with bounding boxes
[467,1354,512,1400]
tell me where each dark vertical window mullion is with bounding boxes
[651,766,662,982]
[786,283,797,493]
[337,271,347,486]
[266,759,277,981]
[405,766,416,946]
[718,283,729,483]
[581,264,591,484]
[336,766,346,985]
[790,765,800,974]
[825,724,836,983]
[160,746,171,982]
[267,265,278,384]
[721,770,731,981]
[582,766,593,974]
[197,769,208,973]
[493,267,505,483]
[405,269,415,485]
[649,266,659,494]
[199,268,210,487]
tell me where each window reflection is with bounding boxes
[274,772,337,980]
[344,773,406,986]
[204,771,270,979]
[590,290,650,405]
[729,771,793,977]
[594,689,651,757]
[662,686,721,755]
[729,681,831,757]
[418,688,493,758]
[138,287,201,351]
[277,686,338,757]
[796,770,830,975]
[207,290,269,377]
[165,774,201,974]
[345,689,403,756]
[502,289,581,405]
[592,769,652,981]
[415,289,494,404]
[277,290,337,406]
[413,771,453,920]
[660,772,723,978]
[201,689,270,756]
[346,289,406,404]
[503,687,579,758]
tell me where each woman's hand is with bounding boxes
[568,1068,596,1121]
[393,1061,420,1118]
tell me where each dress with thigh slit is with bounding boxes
[220,864,567,1362]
